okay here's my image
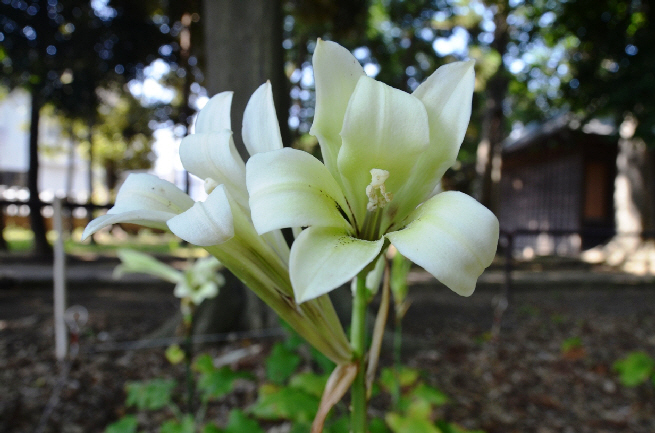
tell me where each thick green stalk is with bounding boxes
[350,272,368,433]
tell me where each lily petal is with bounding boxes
[310,39,365,184]
[178,131,249,209]
[247,148,353,234]
[194,91,233,134]
[242,81,283,156]
[290,227,385,303]
[82,210,174,240]
[338,76,430,224]
[388,60,475,227]
[167,185,235,246]
[386,191,498,297]
[82,173,193,240]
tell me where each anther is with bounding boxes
[366,169,393,211]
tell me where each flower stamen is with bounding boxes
[366,169,393,212]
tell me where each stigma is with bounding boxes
[366,168,393,211]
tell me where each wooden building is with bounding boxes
[499,117,618,257]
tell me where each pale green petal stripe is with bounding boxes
[290,227,384,303]
[338,76,430,225]
[387,191,498,297]
[246,148,353,234]
[195,91,233,134]
[167,185,235,246]
[309,39,365,184]
[242,81,284,156]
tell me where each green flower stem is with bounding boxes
[392,315,402,409]
[350,272,368,433]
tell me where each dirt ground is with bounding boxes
[1,274,654,433]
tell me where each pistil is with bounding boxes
[361,169,392,240]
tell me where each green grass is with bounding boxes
[2,227,206,258]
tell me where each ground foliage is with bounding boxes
[1,272,654,433]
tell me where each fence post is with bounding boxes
[53,197,67,361]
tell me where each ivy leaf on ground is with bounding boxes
[125,379,176,411]
[198,366,253,401]
[289,371,329,398]
[265,342,301,384]
[105,415,138,433]
[249,384,319,423]
[160,415,195,433]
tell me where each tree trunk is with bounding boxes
[198,0,288,333]
[203,0,289,156]
[28,88,52,258]
[583,115,655,273]
[475,0,509,215]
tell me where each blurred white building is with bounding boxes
[0,89,98,203]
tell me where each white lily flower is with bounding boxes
[82,82,352,364]
[83,83,287,256]
[247,39,499,303]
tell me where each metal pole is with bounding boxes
[53,197,67,361]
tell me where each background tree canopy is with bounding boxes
[1,0,651,254]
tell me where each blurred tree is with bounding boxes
[0,0,168,255]
[473,0,508,214]
[94,86,157,192]
[203,0,288,159]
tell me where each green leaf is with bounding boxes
[324,416,349,433]
[125,379,176,411]
[369,418,391,433]
[613,351,655,387]
[409,383,449,406]
[289,372,329,398]
[385,412,442,433]
[561,337,583,353]
[221,409,264,433]
[160,415,195,433]
[288,422,312,433]
[198,366,252,401]
[105,415,138,433]
[280,321,306,352]
[379,367,420,392]
[193,354,216,374]
[435,421,486,433]
[202,423,221,433]
[249,384,320,423]
[265,342,301,384]
[166,344,185,365]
